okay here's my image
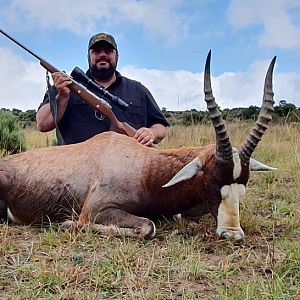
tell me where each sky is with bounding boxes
[0,0,300,112]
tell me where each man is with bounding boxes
[36,33,169,146]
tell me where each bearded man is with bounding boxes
[36,33,169,145]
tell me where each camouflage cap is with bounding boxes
[88,33,117,50]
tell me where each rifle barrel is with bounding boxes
[1,28,45,62]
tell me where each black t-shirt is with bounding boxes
[39,71,170,144]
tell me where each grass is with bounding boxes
[0,122,299,299]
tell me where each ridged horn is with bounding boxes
[240,56,276,162]
[204,50,232,161]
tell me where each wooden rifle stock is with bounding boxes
[0,28,137,138]
[40,60,137,137]
[68,80,137,137]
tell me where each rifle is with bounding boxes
[0,28,137,138]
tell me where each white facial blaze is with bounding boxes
[217,183,246,240]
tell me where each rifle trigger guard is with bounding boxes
[94,110,105,121]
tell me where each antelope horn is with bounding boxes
[204,50,232,161]
[240,56,276,162]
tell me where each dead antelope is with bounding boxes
[0,52,276,241]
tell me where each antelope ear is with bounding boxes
[162,158,203,188]
[250,158,277,171]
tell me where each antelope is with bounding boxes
[0,52,276,241]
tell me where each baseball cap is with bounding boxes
[88,33,117,51]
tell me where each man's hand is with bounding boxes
[52,72,72,100]
[134,127,155,147]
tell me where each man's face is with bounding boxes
[88,42,118,80]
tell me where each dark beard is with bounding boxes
[89,63,116,81]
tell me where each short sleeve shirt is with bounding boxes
[39,71,170,144]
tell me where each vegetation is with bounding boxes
[0,122,299,299]
[0,110,27,156]
[2,99,300,129]
[0,108,36,128]
[162,100,300,125]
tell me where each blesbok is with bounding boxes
[0,52,276,241]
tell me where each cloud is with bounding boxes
[228,0,300,49]
[119,66,203,111]
[0,47,299,112]
[0,0,184,45]
[0,48,45,110]
[120,60,300,110]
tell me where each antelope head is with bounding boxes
[164,51,276,240]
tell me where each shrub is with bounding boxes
[0,110,27,155]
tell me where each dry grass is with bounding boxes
[23,126,55,149]
[1,123,299,299]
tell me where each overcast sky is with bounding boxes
[0,0,300,111]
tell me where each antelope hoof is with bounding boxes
[217,227,245,241]
[134,220,156,239]
[60,220,78,231]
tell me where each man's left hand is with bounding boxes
[134,127,155,147]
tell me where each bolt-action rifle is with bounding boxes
[0,28,137,138]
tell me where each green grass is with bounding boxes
[0,123,299,299]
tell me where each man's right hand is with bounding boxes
[52,72,73,100]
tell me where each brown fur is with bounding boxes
[0,131,250,238]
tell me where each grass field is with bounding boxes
[0,123,299,299]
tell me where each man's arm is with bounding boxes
[150,123,166,143]
[36,97,69,132]
[36,72,72,132]
[135,84,169,146]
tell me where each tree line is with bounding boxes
[162,100,300,125]
[1,99,299,127]
[0,108,36,127]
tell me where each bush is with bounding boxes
[0,110,27,155]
